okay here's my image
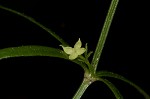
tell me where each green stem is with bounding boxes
[72,79,91,99]
[72,72,95,99]
[0,5,68,46]
[91,0,119,72]
[78,55,94,75]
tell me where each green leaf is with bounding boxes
[97,71,150,99]
[0,45,88,71]
[0,5,68,46]
[98,78,123,99]
[0,45,67,60]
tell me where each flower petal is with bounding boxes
[74,38,82,49]
[60,45,74,54]
[69,52,78,60]
[76,48,86,55]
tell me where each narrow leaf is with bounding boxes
[97,71,150,99]
[0,45,88,71]
[98,78,123,99]
[0,45,67,60]
[0,5,68,46]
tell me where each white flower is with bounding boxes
[60,38,86,60]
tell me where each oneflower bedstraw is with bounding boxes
[60,38,86,60]
[1,1,150,98]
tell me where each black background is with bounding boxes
[0,0,150,99]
